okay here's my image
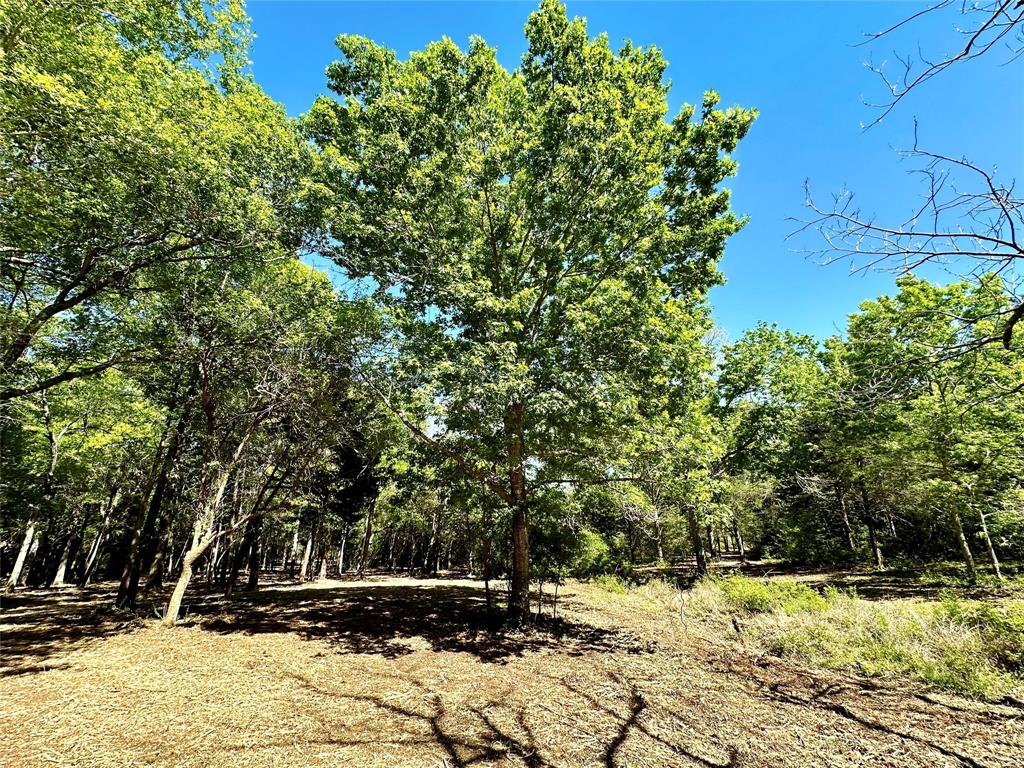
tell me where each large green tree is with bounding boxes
[307,0,755,618]
[0,0,311,401]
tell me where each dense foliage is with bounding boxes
[0,0,1020,630]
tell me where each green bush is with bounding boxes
[715,575,834,614]
[592,574,628,594]
[572,529,614,577]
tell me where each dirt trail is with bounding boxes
[1,576,1020,767]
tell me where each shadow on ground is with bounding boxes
[196,582,637,663]
[0,586,144,674]
[230,671,740,768]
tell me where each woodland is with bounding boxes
[0,2,1022,767]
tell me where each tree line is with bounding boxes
[1,0,1020,625]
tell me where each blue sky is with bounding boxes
[245,1,1022,341]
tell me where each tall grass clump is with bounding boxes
[684,575,1024,701]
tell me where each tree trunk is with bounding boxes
[207,517,224,584]
[357,502,375,577]
[298,529,313,581]
[865,516,885,571]
[118,379,191,607]
[861,483,885,571]
[163,424,254,625]
[226,514,260,597]
[284,526,298,574]
[163,535,217,627]
[425,507,440,575]
[4,519,36,592]
[246,516,263,591]
[115,499,148,607]
[838,490,856,551]
[977,511,1002,581]
[388,529,399,571]
[687,507,708,578]
[50,532,76,587]
[144,517,172,591]
[951,509,977,583]
[338,529,347,574]
[401,536,413,573]
[81,489,119,586]
[734,520,746,564]
[482,534,493,614]
[506,401,530,623]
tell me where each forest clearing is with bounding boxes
[2,569,1022,768]
[1,0,1022,765]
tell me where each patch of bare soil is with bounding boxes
[1,576,1021,767]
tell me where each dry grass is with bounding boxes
[680,576,1024,702]
[1,575,1022,767]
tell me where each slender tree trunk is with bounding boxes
[118,381,191,607]
[20,530,40,586]
[407,537,418,575]
[388,529,398,571]
[506,401,530,623]
[163,424,254,626]
[425,507,440,574]
[318,543,328,581]
[4,520,36,592]
[81,489,119,586]
[50,532,76,586]
[226,514,259,597]
[17,398,60,590]
[115,499,148,606]
[207,516,225,584]
[734,520,746,564]
[865,516,885,571]
[163,540,213,626]
[837,490,856,551]
[861,483,885,571]
[357,502,375,577]
[687,507,708,578]
[482,533,493,614]
[144,516,172,591]
[977,511,1002,581]
[285,526,298,574]
[950,509,978,583]
[338,528,347,574]
[246,516,263,590]
[299,529,313,581]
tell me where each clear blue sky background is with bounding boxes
[245,1,1022,341]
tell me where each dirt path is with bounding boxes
[1,576,1020,767]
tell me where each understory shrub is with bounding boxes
[592,573,628,594]
[715,575,836,614]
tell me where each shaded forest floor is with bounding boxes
[1,573,1022,767]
